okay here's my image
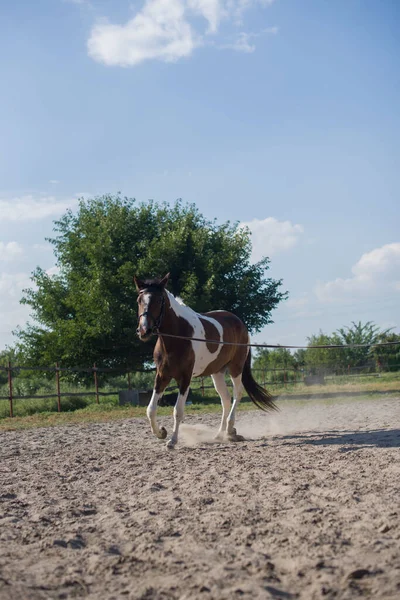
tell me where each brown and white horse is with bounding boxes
[135,273,277,449]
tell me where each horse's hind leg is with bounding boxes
[211,372,231,439]
[147,373,171,440]
[227,374,245,442]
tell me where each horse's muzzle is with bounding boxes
[137,326,152,341]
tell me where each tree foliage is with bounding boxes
[16,195,287,370]
[253,322,399,375]
[304,322,394,372]
[372,332,400,371]
[253,348,295,371]
[304,331,344,372]
[335,321,392,367]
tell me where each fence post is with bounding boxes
[7,361,13,418]
[284,368,287,388]
[55,363,61,412]
[93,363,99,404]
[127,371,132,391]
[201,377,205,397]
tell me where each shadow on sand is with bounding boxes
[279,428,400,450]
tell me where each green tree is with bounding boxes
[0,347,21,386]
[16,195,287,371]
[253,347,295,371]
[372,332,400,371]
[293,348,306,368]
[304,331,345,373]
[336,321,392,367]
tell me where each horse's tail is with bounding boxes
[242,348,278,412]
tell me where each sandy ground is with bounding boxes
[0,396,399,600]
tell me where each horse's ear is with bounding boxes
[134,276,145,291]
[160,273,170,288]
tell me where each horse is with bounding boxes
[134,273,277,449]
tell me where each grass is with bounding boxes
[264,377,400,398]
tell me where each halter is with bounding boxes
[137,290,165,334]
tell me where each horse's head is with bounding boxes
[134,273,170,341]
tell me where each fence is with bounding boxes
[1,360,399,418]
[0,362,138,418]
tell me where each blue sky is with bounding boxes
[0,0,399,351]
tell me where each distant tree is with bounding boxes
[0,347,20,386]
[0,347,19,364]
[16,195,287,371]
[372,332,400,371]
[304,331,345,373]
[253,347,295,371]
[304,322,394,373]
[292,349,306,369]
[336,321,392,367]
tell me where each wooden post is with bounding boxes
[127,371,132,391]
[8,361,13,418]
[55,363,61,412]
[93,364,99,404]
[201,377,205,397]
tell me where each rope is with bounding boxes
[1,338,398,372]
[155,331,400,350]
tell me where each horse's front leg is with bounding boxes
[166,375,191,450]
[147,373,171,440]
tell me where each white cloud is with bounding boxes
[74,191,92,199]
[46,266,60,277]
[64,0,91,5]
[188,0,226,33]
[219,28,277,53]
[0,273,33,348]
[0,196,78,221]
[286,294,309,310]
[0,272,31,301]
[88,0,197,66]
[263,25,278,34]
[315,243,400,303]
[0,242,23,262]
[240,217,304,261]
[87,0,277,66]
[33,243,53,252]
[222,31,256,53]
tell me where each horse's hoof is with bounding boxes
[166,439,176,450]
[158,427,167,440]
[214,432,225,441]
[228,429,246,442]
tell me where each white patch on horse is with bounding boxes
[140,293,152,331]
[166,291,223,377]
